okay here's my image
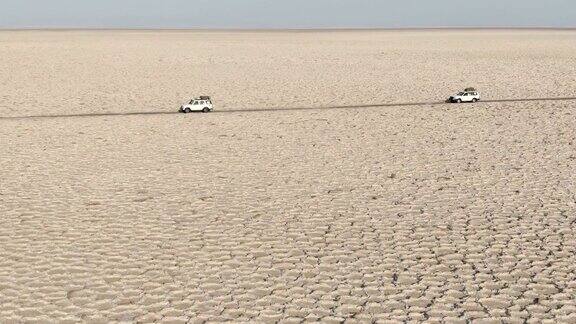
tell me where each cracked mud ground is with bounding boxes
[1,31,576,322]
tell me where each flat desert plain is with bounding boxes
[1,30,576,323]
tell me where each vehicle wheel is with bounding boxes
[184,108,192,113]
[457,99,462,103]
[472,98,478,103]
[202,107,210,113]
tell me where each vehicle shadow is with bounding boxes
[1,97,575,121]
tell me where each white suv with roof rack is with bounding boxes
[447,88,481,103]
[179,96,214,113]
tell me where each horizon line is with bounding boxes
[1,26,576,32]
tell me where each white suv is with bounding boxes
[448,89,480,103]
[179,96,214,113]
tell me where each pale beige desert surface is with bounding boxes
[1,30,576,322]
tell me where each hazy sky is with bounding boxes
[2,0,575,29]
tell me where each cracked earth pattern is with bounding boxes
[1,31,576,323]
[2,103,575,323]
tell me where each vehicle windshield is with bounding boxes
[457,92,465,95]
[189,100,194,104]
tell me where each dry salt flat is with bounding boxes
[0,30,576,323]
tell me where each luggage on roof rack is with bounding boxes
[199,96,211,100]
[464,87,476,92]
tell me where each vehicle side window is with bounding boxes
[193,101,199,105]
